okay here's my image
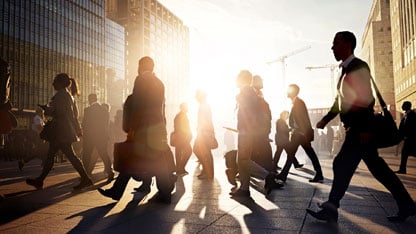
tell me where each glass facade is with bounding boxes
[105,18,126,111]
[0,0,122,113]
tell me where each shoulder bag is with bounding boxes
[370,76,402,148]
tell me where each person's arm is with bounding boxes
[317,98,339,129]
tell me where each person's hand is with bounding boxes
[316,120,326,129]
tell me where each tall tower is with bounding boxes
[106,0,190,124]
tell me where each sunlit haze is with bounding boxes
[159,0,373,129]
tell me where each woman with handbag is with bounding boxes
[172,103,192,176]
[193,90,216,180]
[26,73,92,190]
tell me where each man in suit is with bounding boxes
[396,101,416,174]
[98,56,175,203]
[276,84,323,183]
[229,70,283,198]
[307,31,416,223]
[82,93,114,182]
[251,75,274,172]
[273,110,303,172]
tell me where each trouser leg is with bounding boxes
[60,143,90,180]
[327,140,361,208]
[363,148,415,211]
[301,141,323,177]
[37,142,59,181]
[97,142,113,175]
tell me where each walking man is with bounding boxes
[307,31,416,223]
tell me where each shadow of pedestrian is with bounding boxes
[66,203,117,233]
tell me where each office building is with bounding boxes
[106,0,190,123]
[361,0,396,115]
[391,0,416,115]
[0,0,125,116]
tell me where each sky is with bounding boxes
[159,0,374,127]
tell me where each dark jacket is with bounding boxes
[173,111,192,147]
[82,103,108,142]
[45,89,79,143]
[399,110,416,141]
[123,72,168,150]
[289,97,314,141]
[275,118,289,146]
[321,57,375,130]
[236,86,260,135]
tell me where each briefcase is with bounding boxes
[113,141,147,175]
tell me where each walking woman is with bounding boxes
[193,90,216,180]
[26,73,92,190]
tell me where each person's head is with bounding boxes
[88,93,97,105]
[332,31,356,62]
[236,70,252,89]
[53,73,71,91]
[287,84,300,99]
[179,102,188,113]
[402,101,412,111]
[69,78,80,96]
[138,56,154,76]
[252,75,263,90]
[280,110,289,120]
[195,90,207,103]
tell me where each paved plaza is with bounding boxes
[1,149,416,233]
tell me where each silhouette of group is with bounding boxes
[1,31,415,223]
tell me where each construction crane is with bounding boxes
[267,45,311,87]
[305,64,339,97]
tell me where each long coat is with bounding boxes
[45,89,80,143]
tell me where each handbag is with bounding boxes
[39,120,56,141]
[370,76,402,148]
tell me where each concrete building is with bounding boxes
[390,0,416,115]
[361,0,397,116]
[0,0,125,117]
[106,0,190,124]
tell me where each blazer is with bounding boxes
[275,118,289,146]
[45,88,79,143]
[321,57,375,130]
[82,102,108,141]
[289,97,314,142]
[123,72,168,150]
[399,110,416,141]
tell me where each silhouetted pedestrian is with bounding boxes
[172,103,192,176]
[273,110,303,172]
[251,75,273,171]
[395,101,416,174]
[307,31,416,223]
[276,84,323,183]
[98,56,175,203]
[193,90,216,180]
[229,70,283,198]
[18,107,48,170]
[26,73,92,190]
[81,94,114,182]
